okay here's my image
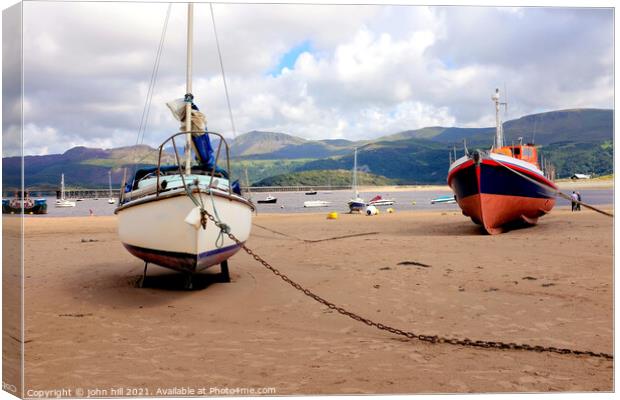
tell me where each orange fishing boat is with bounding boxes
[447,89,557,234]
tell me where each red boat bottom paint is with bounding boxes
[458,193,555,235]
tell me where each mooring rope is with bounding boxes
[252,223,380,243]
[491,156,613,218]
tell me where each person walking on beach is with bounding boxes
[576,192,582,211]
[571,191,578,211]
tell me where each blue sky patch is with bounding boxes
[441,57,457,70]
[269,41,312,76]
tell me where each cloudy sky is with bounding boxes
[3,1,614,155]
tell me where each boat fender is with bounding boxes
[387,208,394,213]
[366,205,378,216]
[184,206,203,229]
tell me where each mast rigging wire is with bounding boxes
[209,3,238,139]
[131,3,172,173]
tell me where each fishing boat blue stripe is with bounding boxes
[480,163,555,199]
[450,162,479,199]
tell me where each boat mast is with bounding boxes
[108,170,112,197]
[492,88,505,149]
[244,168,252,201]
[61,173,65,200]
[352,148,358,198]
[184,3,194,175]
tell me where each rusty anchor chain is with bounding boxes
[202,209,612,361]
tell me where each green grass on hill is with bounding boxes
[253,169,395,187]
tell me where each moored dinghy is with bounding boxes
[368,195,395,207]
[304,200,331,208]
[257,195,277,204]
[115,3,254,288]
[448,89,556,234]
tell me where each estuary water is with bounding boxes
[26,188,613,217]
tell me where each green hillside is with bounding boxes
[539,140,613,178]
[230,159,312,185]
[294,138,449,184]
[378,109,613,146]
[254,169,394,187]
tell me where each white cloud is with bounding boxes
[8,2,613,155]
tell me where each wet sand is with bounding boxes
[20,207,613,395]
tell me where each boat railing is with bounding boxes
[155,130,233,198]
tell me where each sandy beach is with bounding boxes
[18,206,612,395]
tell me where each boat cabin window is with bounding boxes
[513,147,521,156]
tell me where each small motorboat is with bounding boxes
[304,200,331,208]
[368,195,395,206]
[305,190,318,195]
[257,195,277,204]
[431,195,457,204]
[56,199,76,208]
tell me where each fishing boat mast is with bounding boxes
[492,88,504,149]
[184,3,194,175]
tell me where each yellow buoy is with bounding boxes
[387,208,394,213]
[411,201,417,205]
[327,212,339,220]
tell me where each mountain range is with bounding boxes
[2,108,613,190]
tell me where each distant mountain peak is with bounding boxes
[231,130,307,156]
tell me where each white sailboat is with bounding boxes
[107,171,116,204]
[55,173,76,208]
[347,148,365,212]
[115,3,254,287]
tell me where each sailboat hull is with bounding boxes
[348,201,366,212]
[448,153,556,234]
[116,189,253,273]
